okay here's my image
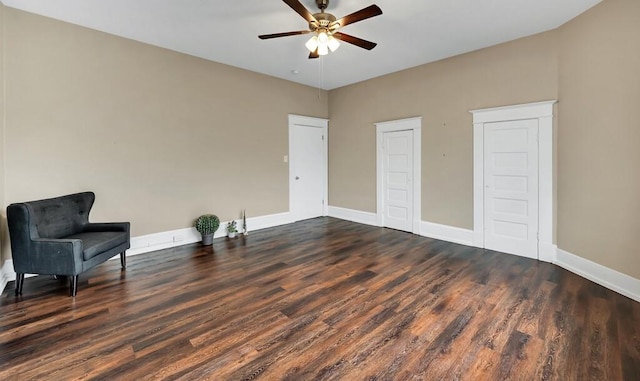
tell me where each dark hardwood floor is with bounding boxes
[1,217,638,380]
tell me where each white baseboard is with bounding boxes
[0,259,37,290]
[0,261,7,294]
[4,211,638,304]
[539,242,557,263]
[329,208,639,303]
[0,212,294,294]
[247,212,293,231]
[2,260,19,284]
[555,248,640,303]
[327,206,475,246]
[128,212,293,256]
[328,206,378,226]
[419,220,475,247]
[128,227,201,256]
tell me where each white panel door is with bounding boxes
[383,130,413,232]
[484,119,539,259]
[291,124,325,221]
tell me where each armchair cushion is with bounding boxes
[65,231,128,261]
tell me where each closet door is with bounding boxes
[483,119,539,259]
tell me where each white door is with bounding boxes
[290,123,326,221]
[483,119,539,259]
[383,130,413,232]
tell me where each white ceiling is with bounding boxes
[2,0,602,90]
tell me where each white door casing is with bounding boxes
[289,115,328,222]
[375,117,422,234]
[471,101,556,262]
[383,130,414,232]
[483,119,539,259]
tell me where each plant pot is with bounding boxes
[228,232,237,239]
[201,234,213,246]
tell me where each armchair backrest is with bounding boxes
[8,192,95,240]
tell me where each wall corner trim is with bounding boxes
[0,259,35,293]
[328,206,378,226]
[419,220,475,247]
[0,261,8,295]
[555,248,640,303]
[539,242,558,263]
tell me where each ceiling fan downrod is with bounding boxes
[315,0,329,11]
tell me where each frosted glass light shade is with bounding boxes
[305,36,318,52]
[317,31,328,44]
[305,31,338,55]
[328,36,340,52]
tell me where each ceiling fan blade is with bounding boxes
[332,5,382,29]
[283,0,317,24]
[259,30,312,39]
[333,32,377,50]
[309,49,319,59]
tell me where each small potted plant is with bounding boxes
[195,214,220,246]
[227,220,238,238]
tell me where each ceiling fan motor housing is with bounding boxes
[310,12,337,31]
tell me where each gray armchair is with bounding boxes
[7,192,130,296]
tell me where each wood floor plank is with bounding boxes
[1,217,638,380]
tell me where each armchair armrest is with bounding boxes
[83,222,130,233]
[25,238,84,275]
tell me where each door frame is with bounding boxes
[471,101,556,262]
[288,114,329,222]
[375,117,422,234]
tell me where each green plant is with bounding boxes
[227,220,237,233]
[195,214,220,235]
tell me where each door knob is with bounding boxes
[295,176,300,180]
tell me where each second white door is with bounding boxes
[483,119,539,259]
[383,130,414,232]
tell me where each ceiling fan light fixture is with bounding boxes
[317,31,329,44]
[318,43,329,56]
[327,35,340,52]
[305,35,319,52]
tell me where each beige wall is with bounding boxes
[0,4,6,263]
[329,31,558,228]
[329,0,639,279]
[1,1,638,280]
[557,0,640,278]
[1,8,328,260]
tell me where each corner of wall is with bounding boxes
[0,2,6,267]
[0,264,7,295]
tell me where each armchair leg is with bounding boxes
[15,273,24,295]
[69,275,78,297]
[120,251,127,269]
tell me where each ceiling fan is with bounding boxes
[259,0,383,59]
